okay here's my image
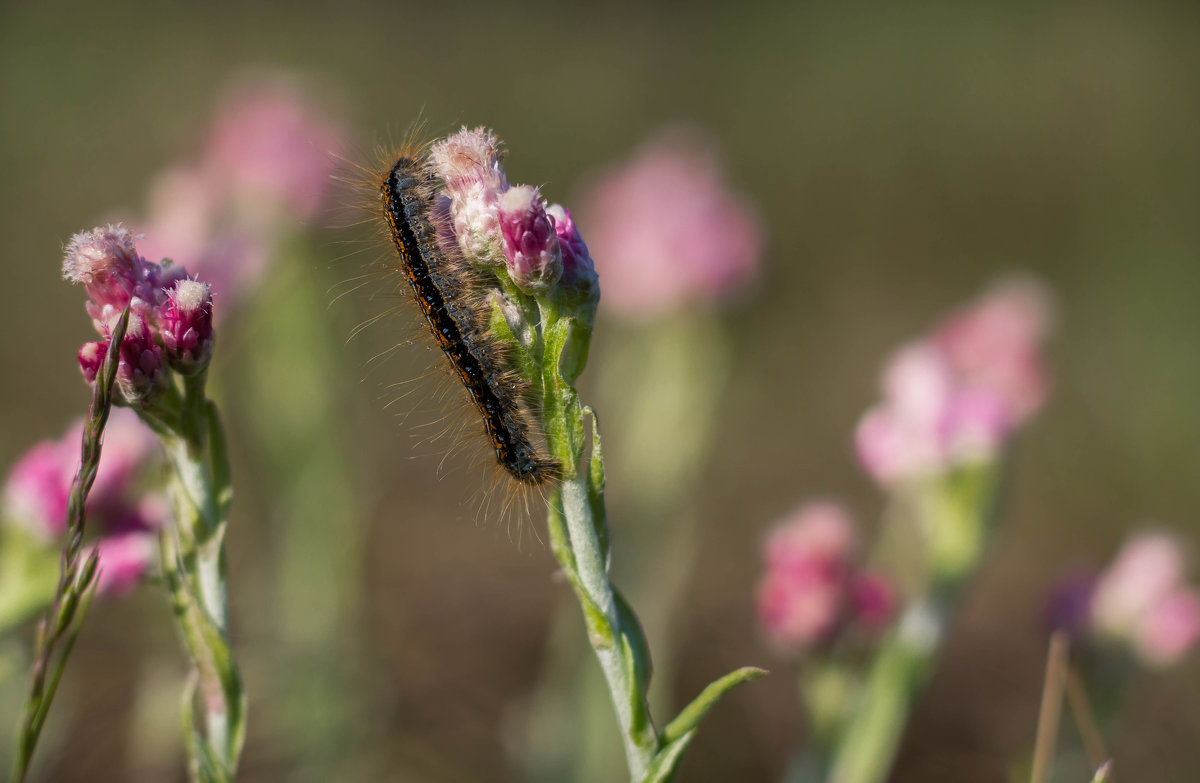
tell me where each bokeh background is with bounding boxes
[2,1,1200,780]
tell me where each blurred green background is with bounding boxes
[2,1,1199,780]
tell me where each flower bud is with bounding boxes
[160,280,214,374]
[93,530,157,595]
[116,313,165,402]
[547,204,600,299]
[498,186,562,293]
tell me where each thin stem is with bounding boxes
[10,308,128,783]
[1065,666,1108,771]
[1030,632,1070,783]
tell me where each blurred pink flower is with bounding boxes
[1135,588,1200,667]
[577,126,764,318]
[1049,530,1200,668]
[757,502,893,652]
[135,77,345,313]
[93,530,158,595]
[3,410,165,595]
[855,277,1053,485]
[1092,531,1186,639]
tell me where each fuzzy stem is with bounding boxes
[539,302,658,781]
[148,371,243,782]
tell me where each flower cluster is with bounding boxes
[756,502,894,652]
[1048,531,1200,668]
[2,409,165,594]
[855,278,1053,485]
[576,126,763,318]
[429,127,599,303]
[135,77,345,315]
[64,224,214,402]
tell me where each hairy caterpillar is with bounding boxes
[377,151,560,486]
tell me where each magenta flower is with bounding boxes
[576,126,764,318]
[855,278,1053,485]
[546,204,599,298]
[160,280,215,374]
[498,186,563,292]
[756,502,894,652]
[3,410,164,596]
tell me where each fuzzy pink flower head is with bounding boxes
[933,277,1054,423]
[578,127,763,318]
[1134,587,1200,667]
[160,280,214,374]
[498,186,563,293]
[757,502,857,650]
[547,204,600,299]
[63,224,161,331]
[1044,572,1097,636]
[1092,531,1187,639]
[93,530,157,595]
[115,312,166,402]
[429,126,508,195]
[205,81,343,220]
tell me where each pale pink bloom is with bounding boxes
[62,224,163,331]
[577,126,764,317]
[498,186,563,293]
[429,126,507,194]
[855,278,1051,485]
[1134,588,1200,667]
[934,277,1053,423]
[205,81,343,220]
[137,78,343,312]
[1092,531,1187,638]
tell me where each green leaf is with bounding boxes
[662,666,767,746]
[640,667,767,783]
[583,406,609,562]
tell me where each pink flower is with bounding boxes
[1092,531,1187,638]
[429,127,510,266]
[204,79,343,221]
[756,502,893,652]
[93,530,158,595]
[933,277,1053,423]
[160,279,215,374]
[1135,588,1200,667]
[577,126,764,318]
[498,186,563,293]
[115,312,166,402]
[855,278,1052,485]
[3,409,160,540]
[136,77,344,313]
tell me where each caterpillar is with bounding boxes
[374,140,562,488]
